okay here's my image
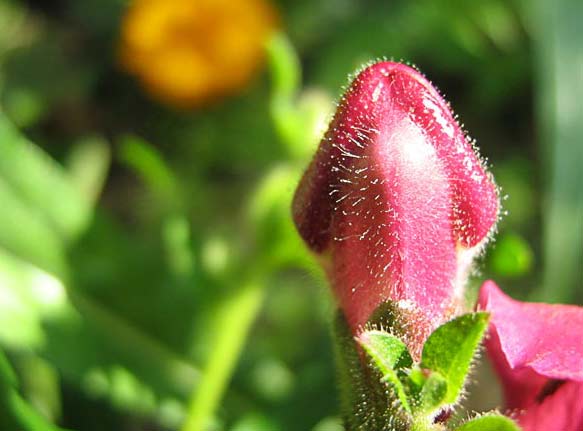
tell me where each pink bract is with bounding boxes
[478,281,583,431]
[292,61,498,352]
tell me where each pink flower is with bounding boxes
[478,281,583,431]
[292,61,498,354]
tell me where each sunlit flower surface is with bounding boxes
[119,0,278,108]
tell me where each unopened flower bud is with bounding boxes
[293,62,498,351]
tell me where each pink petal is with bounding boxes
[479,281,583,383]
[478,281,583,429]
[516,381,583,431]
[293,62,498,352]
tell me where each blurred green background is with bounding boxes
[0,0,581,430]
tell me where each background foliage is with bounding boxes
[0,0,580,430]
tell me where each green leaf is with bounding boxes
[489,232,533,277]
[266,33,332,161]
[420,312,489,404]
[266,33,301,105]
[246,165,310,269]
[0,114,201,426]
[0,178,67,278]
[0,350,17,388]
[66,135,110,209]
[334,314,412,431]
[0,248,70,350]
[358,330,413,371]
[357,330,413,413]
[4,391,68,431]
[117,134,179,205]
[0,112,90,241]
[455,414,521,431]
[0,350,70,431]
[417,371,447,414]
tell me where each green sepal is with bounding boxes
[333,313,412,431]
[420,312,489,404]
[357,330,413,413]
[455,414,522,431]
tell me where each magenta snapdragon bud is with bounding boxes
[293,62,498,352]
[478,281,583,431]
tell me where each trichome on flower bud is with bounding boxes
[293,61,499,353]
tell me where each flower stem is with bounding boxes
[180,277,266,431]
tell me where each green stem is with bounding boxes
[180,277,266,431]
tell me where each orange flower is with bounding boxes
[119,0,278,108]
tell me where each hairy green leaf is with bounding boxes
[417,371,447,414]
[334,314,412,431]
[358,330,413,412]
[420,312,489,404]
[455,414,521,431]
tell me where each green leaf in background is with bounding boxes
[66,135,111,210]
[491,158,536,230]
[0,350,70,431]
[0,0,30,58]
[357,330,412,413]
[0,109,199,427]
[118,134,194,279]
[41,289,200,428]
[266,33,302,156]
[312,416,343,431]
[18,355,62,424]
[0,179,67,278]
[118,134,181,208]
[246,165,310,270]
[0,112,92,244]
[0,33,95,128]
[230,412,282,431]
[0,113,109,277]
[489,232,534,278]
[420,312,489,405]
[0,248,70,350]
[267,32,332,161]
[0,350,17,387]
[455,414,521,431]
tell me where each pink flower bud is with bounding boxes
[293,62,498,351]
[478,281,583,431]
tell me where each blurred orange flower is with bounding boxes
[119,0,278,108]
